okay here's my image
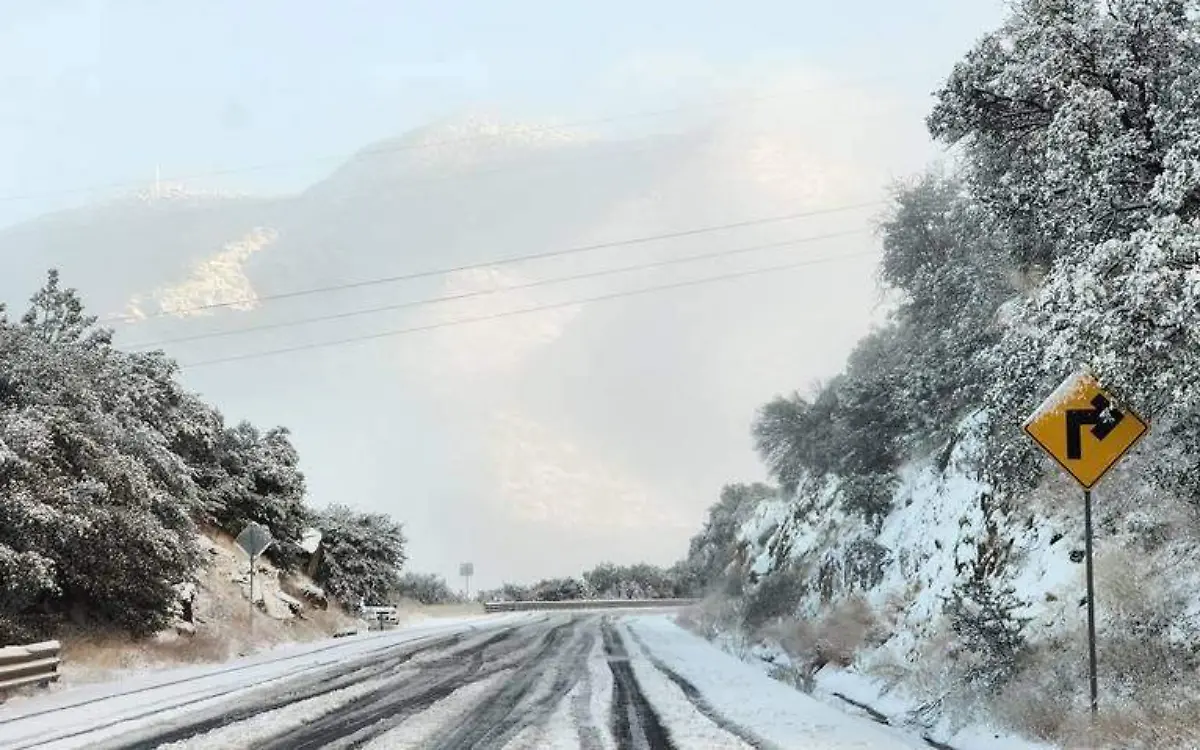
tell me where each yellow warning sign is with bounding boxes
[1023,371,1148,489]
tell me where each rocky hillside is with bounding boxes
[56,529,354,687]
[677,2,1200,747]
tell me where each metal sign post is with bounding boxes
[460,562,474,600]
[1023,370,1147,715]
[1083,488,1098,713]
[235,522,274,643]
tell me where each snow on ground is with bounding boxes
[812,667,1054,750]
[501,680,583,750]
[681,616,1053,750]
[163,670,408,750]
[714,411,1093,745]
[627,615,925,749]
[0,613,529,750]
[621,630,755,749]
[582,621,618,748]
[361,671,514,749]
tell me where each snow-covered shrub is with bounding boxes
[820,596,883,661]
[681,484,763,590]
[680,483,773,589]
[993,633,1083,741]
[837,475,895,531]
[1094,546,1197,701]
[676,594,743,641]
[944,575,1030,693]
[0,545,58,643]
[742,566,807,631]
[311,505,407,608]
[391,572,459,605]
[766,595,880,676]
[841,538,891,592]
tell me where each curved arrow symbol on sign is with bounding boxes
[1065,394,1125,460]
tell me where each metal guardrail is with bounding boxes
[0,641,61,697]
[483,598,699,613]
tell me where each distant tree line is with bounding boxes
[0,271,407,643]
[478,560,699,603]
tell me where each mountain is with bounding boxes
[0,103,916,586]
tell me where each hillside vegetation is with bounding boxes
[0,271,408,645]
[675,1,1200,747]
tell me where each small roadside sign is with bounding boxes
[236,522,274,637]
[1023,371,1147,489]
[236,522,274,560]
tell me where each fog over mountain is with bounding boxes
[0,78,932,587]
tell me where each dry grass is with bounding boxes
[991,636,1082,742]
[991,625,1200,749]
[397,601,486,619]
[675,594,756,660]
[675,594,743,641]
[1049,701,1200,749]
[766,595,880,673]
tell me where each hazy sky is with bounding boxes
[0,1,1002,223]
[0,1,1008,589]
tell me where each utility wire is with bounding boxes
[127,227,870,349]
[180,248,879,369]
[111,199,883,323]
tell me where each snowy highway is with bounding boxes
[0,613,919,750]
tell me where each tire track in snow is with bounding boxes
[254,625,535,749]
[113,632,469,749]
[622,624,778,750]
[6,622,532,750]
[422,616,592,749]
[12,661,326,750]
[259,618,576,749]
[570,631,611,750]
[356,670,516,749]
[0,626,468,728]
[159,671,415,750]
[602,620,676,750]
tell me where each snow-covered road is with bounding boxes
[0,613,921,749]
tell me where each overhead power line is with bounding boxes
[180,248,880,369]
[111,199,884,323]
[126,227,870,349]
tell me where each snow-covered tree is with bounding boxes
[580,562,680,599]
[182,418,309,564]
[391,572,460,605]
[945,576,1031,692]
[530,577,588,601]
[0,271,321,640]
[876,173,1012,446]
[311,504,407,608]
[0,272,202,637]
[930,1,1200,496]
[682,483,774,589]
[928,0,1200,270]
